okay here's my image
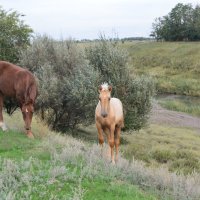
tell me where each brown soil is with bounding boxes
[150,102,200,133]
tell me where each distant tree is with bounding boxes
[0,6,33,63]
[192,5,200,40]
[151,3,200,41]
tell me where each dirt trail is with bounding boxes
[150,102,200,132]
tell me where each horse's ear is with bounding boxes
[108,85,112,92]
[98,85,102,93]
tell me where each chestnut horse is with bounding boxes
[95,83,124,164]
[0,61,38,138]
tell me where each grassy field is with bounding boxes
[121,124,200,175]
[121,41,200,97]
[0,131,156,200]
[0,112,158,200]
[2,111,200,199]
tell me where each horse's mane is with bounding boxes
[101,82,109,91]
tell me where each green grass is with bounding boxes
[157,95,200,117]
[121,41,200,96]
[1,110,200,199]
[0,128,157,200]
[0,130,51,160]
[121,124,200,175]
[83,180,155,200]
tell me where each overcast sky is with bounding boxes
[0,0,199,40]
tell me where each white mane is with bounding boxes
[101,82,109,91]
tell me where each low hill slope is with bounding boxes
[122,41,200,96]
[0,112,157,200]
[1,112,200,199]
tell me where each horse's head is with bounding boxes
[98,83,112,118]
[21,103,34,133]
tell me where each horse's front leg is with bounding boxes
[0,94,7,131]
[108,125,115,164]
[96,122,104,156]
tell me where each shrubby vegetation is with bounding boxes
[19,36,154,132]
[151,3,200,41]
[85,39,155,130]
[20,36,99,131]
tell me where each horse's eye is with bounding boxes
[108,97,111,101]
[99,97,101,101]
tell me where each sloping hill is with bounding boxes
[122,41,200,96]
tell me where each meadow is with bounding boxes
[1,107,200,200]
[121,41,200,97]
[0,112,158,200]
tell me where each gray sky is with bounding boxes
[0,0,199,40]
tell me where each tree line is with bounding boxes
[151,3,200,41]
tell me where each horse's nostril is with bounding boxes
[102,113,107,118]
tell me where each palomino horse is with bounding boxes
[95,83,124,164]
[0,61,38,138]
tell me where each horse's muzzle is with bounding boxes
[101,112,108,118]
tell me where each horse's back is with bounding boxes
[0,61,37,102]
[0,61,21,74]
[0,61,21,96]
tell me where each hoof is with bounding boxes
[111,160,115,165]
[27,131,34,139]
[0,122,7,131]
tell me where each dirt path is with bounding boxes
[150,102,200,132]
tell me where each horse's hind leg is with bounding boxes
[0,94,7,131]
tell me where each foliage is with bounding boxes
[85,38,155,130]
[20,35,100,131]
[0,6,33,63]
[151,3,200,41]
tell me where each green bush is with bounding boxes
[20,36,154,131]
[86,38,155,130]
[20,35,100,131]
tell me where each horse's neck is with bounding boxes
[110,98,123,117]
